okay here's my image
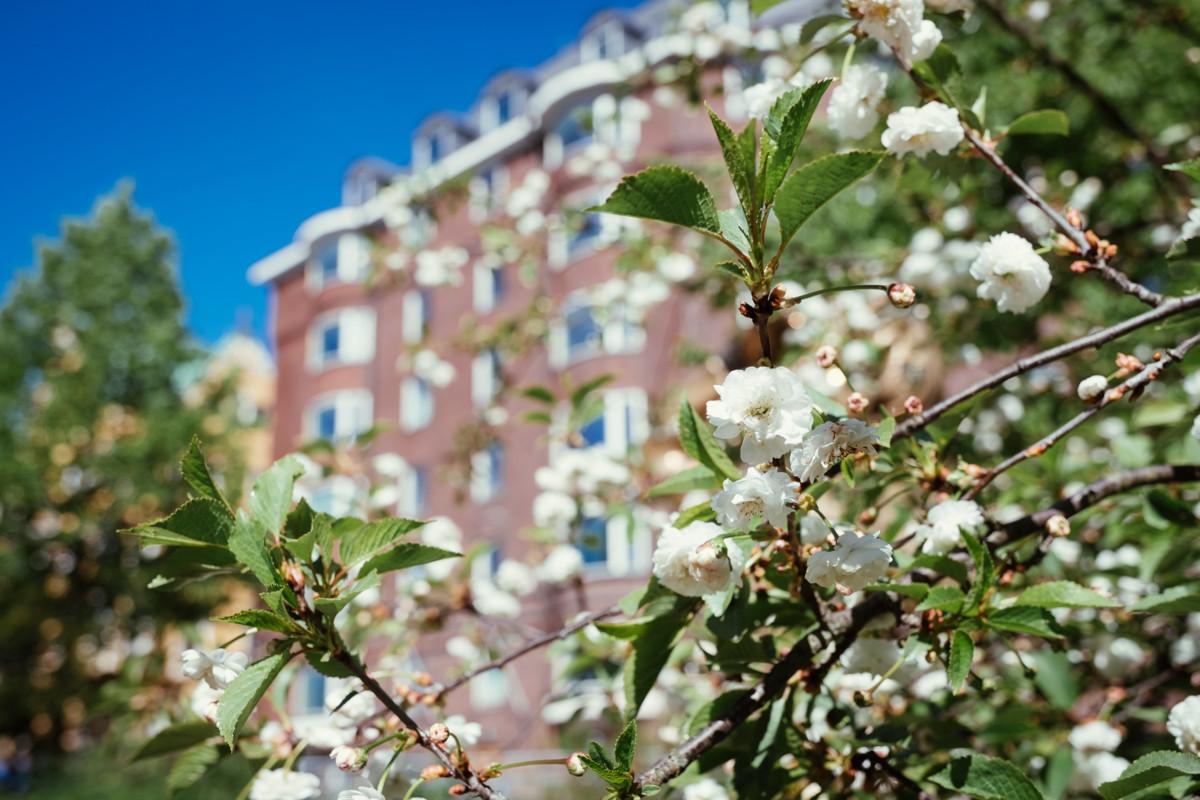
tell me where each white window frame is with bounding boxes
[402,290,429,344]
[472,258,504,314]
[400,376,434,432]
[471,348,502,409]
[548,294,645,368]
[304,389,374,442]
[306,307,376,372]
[305,234,369,292]
[469,442,504,503]
[578,515,652,577]
[580,22,624,62]
[396,460,427,518]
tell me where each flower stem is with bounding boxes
[783,284,889,306]
[496,758,568,770]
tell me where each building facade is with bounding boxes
[246,0,831,787]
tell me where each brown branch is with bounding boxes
[334,650,503,799]
[633,593,893,791]
[427,606,621,698]
[893,291,1200,439]
[991,464,1200,546]
[966,331,1200,497]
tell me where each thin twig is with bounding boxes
[990,463,1200,546]
[966,332,1200,497]
[893,292,1200,439]
[427,606,621,698]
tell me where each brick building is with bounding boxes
[246,0,830,788]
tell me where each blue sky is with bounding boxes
[0,0,643,344]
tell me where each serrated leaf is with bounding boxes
[624,600,695,718]
[313,572,381,618]
[714,260,750,282]
[129,498,233,548]
[908,554,969,584]
[774,151,884,247]
[1032,649,1078,710]
[216,652,290,748]
[591,165,721,234]
[214,609,299,635]
[181,438,230,513]
[305,651,355,678]
[1167,158,1200,181]
[227,511,278,586]
[1007,109,1069,137]
[948,629,973,693]
[646,465,722,498]
[338,517,428,567]
[930,754,1044,800]
[614,717,637,771]
[1131,584,1200,613]
[359,543,460,576]
[1097,750,1200,800]
[764,80,832,201]
[166,743,220,795]
[962,531,993,613]
[678,398,740,480]
[718,207,752,258]
[986,606,1064,639]
[916,585,966,613]
[282,498,315,540]
[1015,580,1120,609]
[708,106,756,221]
[865,582,929,599]
[673,500,717,528]
[248,455,305,536]
[876,414,896,447]
[131,720,219,761]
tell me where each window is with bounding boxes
[568,212,605,258]
[471,348,502,409]
[575,515,651,576]
[402,290,430,344]
[581,22,623,62]
[469,167,508,222]
[397,463,428,517]
[496,91,512,125]
[556,103,593,151]
[400,376,434,432]
[306,390,373,441]
[303,669,326,713]
[549,295,646,367]
[565,304,603,362]
[473,260,504,313]
[308,308,375,371]
[574,388,649,455]
[470,442,504,503]
[306,234,369,291]
[306,475,363,517]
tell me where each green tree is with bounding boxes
[0,186,236,756]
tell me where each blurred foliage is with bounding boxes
[0,187,242,765]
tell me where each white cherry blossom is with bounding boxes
[248,769,321,800]
[827,64,889,140]
[914,499,984,554]
[788,419,879,483]
[711,466,798,530]
[970,232,1052,313]
[881,101,964,158]
[653,521,745,597]
[1168,695,1200,754]
[707,366,815,463]
[806,529,892,592]
[181,647,248,689]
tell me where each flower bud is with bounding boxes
[1115,353,1143,375]
[449,785,468,796]
[903,395,924,415]
[1070,259,1090,273]
[738,302,754,318]
[566,752,587,777]
[1045,514,1071,538]
[281,561,305,592]
[428,723,450,744]
[421,765,451,781]
[815,345,838,368]
[887,282,916,308]
[846,392,869,414]
[331,745,367,773]
[1076,374,1108,402]
[412,670,433,687]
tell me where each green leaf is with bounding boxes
[283,498,315,540]
[1131,584,1200,613]
[214,609,300,635]
[166,743,220,796]
[227,511,278,587]
[948,629,973,693]
[313,572,381,618]
[181,438,230,513]
[876,414,896,447]
[986,606,1065,639]
[764,80,832,201]
[1166,158,1200,182]
[864,582,929,599]
[248,455,305,535]
[773,151,884,247]
[908,554,969,585]
[1168,234,1200,263]
[708,106,756,221]
[798,13,850,43]
[962,531,993,613]
[129,498,233,548]
[614,717,637,771]
[520,384,556,404]
[718,208,752,258]
[714,260,750,282]
[672,500,716,528]
[624,600,695,718]
[1032,649,1078,710]
[1007,109,1069,137]
[359,543,461,576]
[305,651,355,678]
[931,754,1045,800]
[678,398,740,480]
[591,165,721,234]
[131,720,219,761]
[1015,580,1120,609]
[338,517,428,567]
[917,585,966,613]
[216,652,290,748]
[646,465,722,498]
[1097,750,1200,800]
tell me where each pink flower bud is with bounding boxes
[846,392,869,414]
[566,752,587,777]
[904,395,924,415]
[815,345,838,368]
[331,745,367,773]
[887,283,916,308]
[428,723,450,744]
